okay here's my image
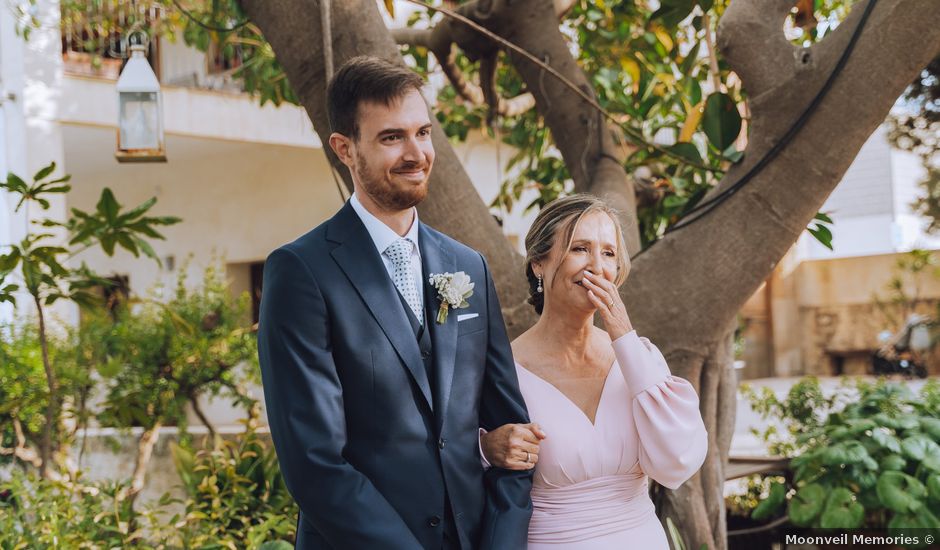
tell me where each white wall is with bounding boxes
[799,124,940,260]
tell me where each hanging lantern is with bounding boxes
[115,37,165,163]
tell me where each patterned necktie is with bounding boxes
[385,238,423,326]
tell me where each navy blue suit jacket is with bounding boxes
[257,201,533,549]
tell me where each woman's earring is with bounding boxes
[536,274,543,293]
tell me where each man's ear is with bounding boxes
[328,132,355,167]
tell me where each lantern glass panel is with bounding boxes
[119,91,159,150]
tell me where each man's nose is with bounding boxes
[402,137,422,161]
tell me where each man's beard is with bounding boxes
[355,151,429,211]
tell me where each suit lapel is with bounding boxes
[420,225,458,431]
[327,202,433,412]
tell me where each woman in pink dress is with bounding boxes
[482,194,708,549]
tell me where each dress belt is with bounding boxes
[528,473,656,543]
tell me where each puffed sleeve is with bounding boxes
[612,331,708,489]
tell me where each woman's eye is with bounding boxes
[605,251,616,257]
[573,246,587,252]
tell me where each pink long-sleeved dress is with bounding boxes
[516,331,708,549]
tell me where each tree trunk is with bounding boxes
[125,420,162,507]
[33,296,57,479]
[238,1,940,547]
[652,325,737,549]
[239,0,535,331]
[190,395,216,440]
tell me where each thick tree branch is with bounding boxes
[628,0,940,347]
[442,0,642,253]
[389,27,432,49]
[391,27,537,119]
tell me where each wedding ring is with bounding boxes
[525,451,531,463]
[608,300,614,308]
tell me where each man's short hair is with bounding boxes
[327,56,426,141]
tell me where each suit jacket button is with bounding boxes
[429,515,441,527]
[438,437,446,450]
[421,350,431,359]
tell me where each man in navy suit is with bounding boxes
[257,56,533,549]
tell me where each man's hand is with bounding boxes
[481,423,547,470]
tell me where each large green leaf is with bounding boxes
[901,435,939,462]
[819,487,865,529]
[667,142,704,165]
[650,0,695,28]
[0,248,22,272]
[887,507,940,539]
[880,454,907,471]
[789,484,826,526]
[32,161,56,182]
[877,471,927,514]
[928,474,940,503]
[823,441,870,466]
[115,196,157,224]
[873,428,903,453]
[752,480,788,521]
[920,417,940,441]
[96,188,121,223]
[702,92,741,151]
[923,451,940,472]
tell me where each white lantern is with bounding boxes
[115,43,166,162]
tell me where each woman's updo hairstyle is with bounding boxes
[524,194,630,315]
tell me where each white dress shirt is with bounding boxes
[349,193,424,309]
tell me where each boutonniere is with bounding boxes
[428,271,474,324]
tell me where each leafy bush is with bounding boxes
[95,263,259,437]
[742,377,940,536]
[0,470,168,548]
[0,322,94,471]
[0,418,295,549]
[168,414,296,548]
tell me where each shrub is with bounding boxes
[742,377,940,537]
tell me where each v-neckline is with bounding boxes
[515,360,618,428]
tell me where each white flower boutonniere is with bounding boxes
[428,271,474,324]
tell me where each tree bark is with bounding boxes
[426,0,642,253]
[33,296,57,479]
[624,1,940,546]
[190,395,216,440]
[125,420,162,507]
[238,0,940,547]
[239,0,536,332]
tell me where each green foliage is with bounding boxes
[0,470,167,548]
[0,322,91,465]
[92,263,259,439]
[401,0,747,246]
[0,161,179,477]
[167,416,296,548]
[740,377,940,534]
[30,2,854,250]
[0,421,296,549]
[0,162,179,309]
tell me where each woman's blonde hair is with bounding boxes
[524,194,630,314]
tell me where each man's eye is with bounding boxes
[418,128,431,137]
[382,135,401,142]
